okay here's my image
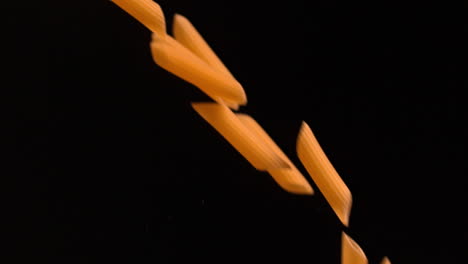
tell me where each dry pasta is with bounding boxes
[172,14,242,110]
[111,0,166,37]
[173,14,235,79]
[297,121,352,226]
[150,35,247,106]
[236,114,313,195]
[109,1,391,261]
[342,232,368,264]
[380,256,391,264]
[192,102,289,171]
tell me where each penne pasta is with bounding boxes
[342,232,368,264]
[173,14,242,110]
[236,114,313,195]
[380,256,391,264]
[150,35,247,106]
[192,103,289,171]
[111,0,166,37]
[109,3,392,261]
[296,121,352,226]
[173,14,234,78]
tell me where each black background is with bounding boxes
[10,0,467,263]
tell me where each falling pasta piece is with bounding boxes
[296,121,352,226]
[111,0,166,37]
[160,35,245,108]
[342,232,368,264]
[192,102,289,171]
[108,3,392,261]
[236,114,313,195]
[151,35,247,106]
[173,14,242,109]
[380,256,391,264]
[173,14,234,78]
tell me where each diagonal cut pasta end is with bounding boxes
[235,114,314,195]
[268,168,314,195]
[342,232,368,264]
[192,102,289,171]
[297,121,352,226]
[111,0,166,37]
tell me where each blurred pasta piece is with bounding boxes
[173,14,234,78]
[380,256,391,264]
[151,35,247,106]
[297,121,352,226]
[236,114,313,195]
[192,103,289,171]
[342,232,368,264]
[173,14,242,109]
[111,0,166,37]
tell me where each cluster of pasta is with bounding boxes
[110,1,391,263]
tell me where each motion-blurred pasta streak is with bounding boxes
[192,103,290,171]
[111,0,166,37]
[236,114,313,195]
[297,121,352,226]
[342,232,368,264]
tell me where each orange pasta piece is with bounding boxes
[342,232,368,264]
[380,256,391,264]
[151,35,247,106]
[111,0,166,37]
[192,103,289,171]
[173,14,234,78]
[173,14,241,109]
[236,114,313,195]
[296,121,352,226]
